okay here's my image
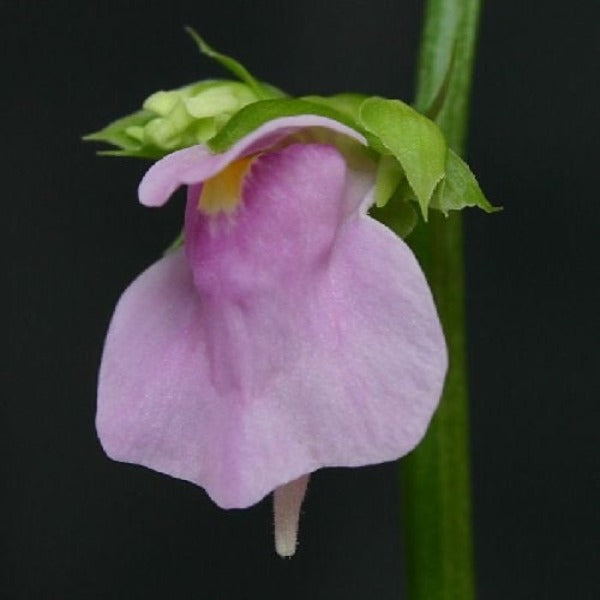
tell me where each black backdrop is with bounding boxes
[4,1,598,598]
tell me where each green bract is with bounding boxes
[85,29,496,230]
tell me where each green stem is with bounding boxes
[400,1,481,599]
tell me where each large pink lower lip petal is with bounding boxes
[97,143,446,509]
[138,115,367,207]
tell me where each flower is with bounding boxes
[96,115,447,556]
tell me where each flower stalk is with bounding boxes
[390,1,481,598]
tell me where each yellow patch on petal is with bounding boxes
[198,157,254,215]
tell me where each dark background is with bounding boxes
[4,1,598,598]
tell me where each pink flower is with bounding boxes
[96,115,447,556]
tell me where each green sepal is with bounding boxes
[358,97,447,219]
[431,150,500,215]
[207,97,364,153]
[302,93,368,122]
[96,148,165,159]
[164,231,185,255]
[371,186,418,239]
[83,110,155,154]
[374,155,404,208]
[387,149,498,217]
[185,27,282,100]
